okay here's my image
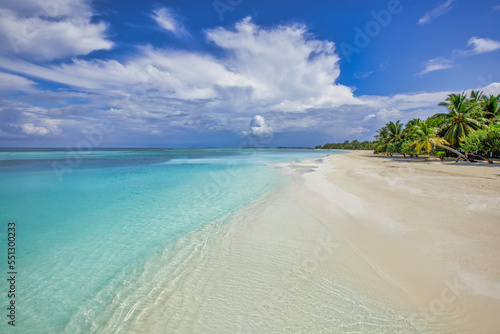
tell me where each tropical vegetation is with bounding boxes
[316,90,500,162]
[315,140,376,150]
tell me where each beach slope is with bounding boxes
[298,150,500,333]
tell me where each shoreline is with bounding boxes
[114,154,441,332]
[295,150,500,332]
[91,150,500,332]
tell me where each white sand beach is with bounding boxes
[103,150,500,333]
[295,150,500,333]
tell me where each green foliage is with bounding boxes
[432,91,491,147]
[315,91,500,160]
[436,151,447,160]
[385,120,404,143]
[386,140,403,154]
[460,132,484,153]
[460,124,500,156]
[317,140,376,150]
[481,94,500,121]
[373,143,387,154]
[401,140,419,156]
[410,121,449,154]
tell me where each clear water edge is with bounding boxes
[0,149,453,333]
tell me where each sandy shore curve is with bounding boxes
[296,150,500,333]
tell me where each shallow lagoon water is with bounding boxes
[0,148,442,333]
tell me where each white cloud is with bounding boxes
[20,123,48,135]
[494,5,500,11]
[349,127,367,135]
[18,119,61,136]
[0,17,360,119]
[418,0,454,25]
[206,17,359,110]
[0,71,36,91]
[42,119,62,135]
[152,8,189,38]
[361,114,376,122]
[481,82,500,96]
[362,90,452,111]
[248,115,273,138]
[0,0,112,61]
[1,16,498,143]
[21,123,48,135]
[467,37,500,54]
[0,0,90,17]
[418,57,453,75]
[376,108,402,121]
[353,71,373,79]
[270,100,312,113]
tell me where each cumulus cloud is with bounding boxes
[0,17,360,119]
[466,37,500,54]
[152,7,189,38]
[0,15,498,144]
[248,115,273,138]
[20,123,49,135]
[418,58,453,75]
[206,17,359,110]
[18,119,61,136]
[0,0,112,61]
[0,98,67,142]
[418,0,454,25]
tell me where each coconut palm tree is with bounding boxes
[405,118,422,129]
[385,120,404,143]
[374,126,389,154]
[432,92,486,147]
[411,121,470,161]
[469,90,484,103]
[481,94,500,123]
[375,126,388,142]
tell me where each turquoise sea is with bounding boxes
[1,148,462,333]
[0,148,336,333]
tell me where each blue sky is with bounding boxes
[0,0,499,147]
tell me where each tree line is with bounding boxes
[315,140,376,150]
[316,90,500,163]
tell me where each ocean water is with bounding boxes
[1,148,457,333]
[0,148,337,333]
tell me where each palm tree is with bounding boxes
[469,90,484,103]
[411,121,470,161]
[481,94,500,123]
[405,118,422,129]
[386,120,404,143]
[375,126,388,142]
[432,92,486,146]
[401,118,421,144]
[374,126,389,154]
